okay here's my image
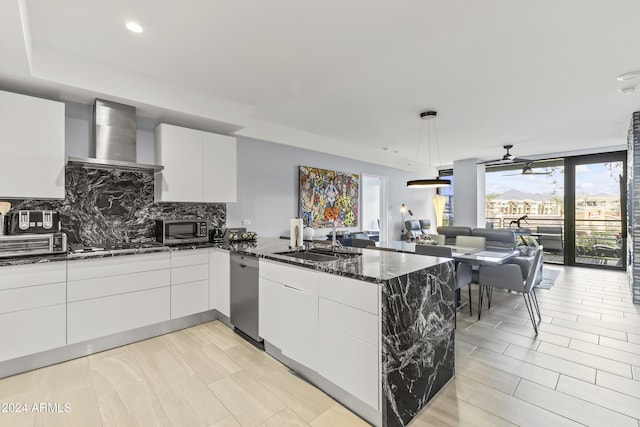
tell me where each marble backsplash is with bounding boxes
[6,164,226,245]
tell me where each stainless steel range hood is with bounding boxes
[67,99,163,172]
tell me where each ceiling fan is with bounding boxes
[504,162,552,176]
[478,144,533,165]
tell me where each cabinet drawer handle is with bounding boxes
[282,284,308,294]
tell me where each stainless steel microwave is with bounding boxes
[155,219,208,245]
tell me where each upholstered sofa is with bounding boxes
[404,219,432,240]
[436,226,543,285]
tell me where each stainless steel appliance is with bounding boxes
[67,99,163,172]
[155,219,208,245]
[0,233,67,258]
[8,210,61,234]
[230,253,263,348]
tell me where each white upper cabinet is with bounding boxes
[0,90,65,199]
[155,124,203,203]
[155,123,237,203]
[203,132,236,203]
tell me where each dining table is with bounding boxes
[449,247,519,265]
[386,241,520,312]
[387,240,520,265]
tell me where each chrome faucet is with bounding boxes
[318,220,343,248]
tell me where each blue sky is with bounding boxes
[485,162,623,197]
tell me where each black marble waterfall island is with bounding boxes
[257,239,456,427]
[382,262,455,427]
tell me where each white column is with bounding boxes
[453,158,486,227]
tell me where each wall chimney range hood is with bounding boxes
[67,99,163,172]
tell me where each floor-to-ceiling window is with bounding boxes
[565,152,626,269]
[485,159,565,263]
[484,151,626,270]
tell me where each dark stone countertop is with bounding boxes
[222,238,447,284]
[0,237,446,283]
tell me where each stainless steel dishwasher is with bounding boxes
[230,253,264,348]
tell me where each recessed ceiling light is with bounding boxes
[126,22,143,33]
[617,71,640,81]
[619,86,636,95]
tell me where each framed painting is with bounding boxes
[299,166,359,228]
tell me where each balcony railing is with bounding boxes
[486,215,623,266]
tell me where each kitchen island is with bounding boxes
[240,239,456,427]
[0,238,454,427]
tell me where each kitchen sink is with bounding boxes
[307,247,360,258]
[274,247,360,263]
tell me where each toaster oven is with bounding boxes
[0,233,67,258]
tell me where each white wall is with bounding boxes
[362,176,381,230]
[453,158,486,227]
[227,136,436,239]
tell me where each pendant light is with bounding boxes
[407,111,451,188]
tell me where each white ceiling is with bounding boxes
[0,0,638,172]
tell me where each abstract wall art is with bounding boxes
[299,166,359,228]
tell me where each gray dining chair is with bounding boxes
[351,238,376,248]
[414,244,474,317]
[477,248,543,334]
[414,244,451,257]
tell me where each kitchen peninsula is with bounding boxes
[257,239,456,427]
[0,238,455,427]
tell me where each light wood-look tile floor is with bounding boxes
[0,321,367,427]
[428,265,640,427]
[0,265,638,426]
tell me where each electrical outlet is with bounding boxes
[242,219,252,226]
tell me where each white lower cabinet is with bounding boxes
[171,280,209,319]
[259,260,380,410]
[279,283,319,369]
[67,287,170,344]
[318,297,379,346]
[0,262,67,362]
[67,252,171,344]
[209,249,230,316]
[170,249,210,319]
[259,278,319,370]
[317,323,379,410]
[317,272,380,409]
[258,277,287,348]
[259,260,319,370]
[0,304,66,362]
